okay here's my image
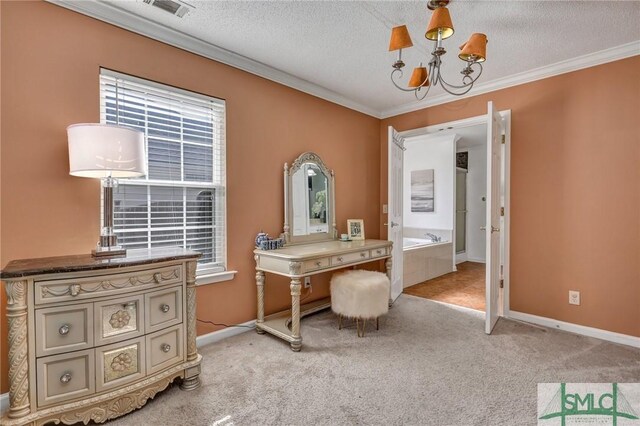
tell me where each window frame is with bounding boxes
[99,68,228,278]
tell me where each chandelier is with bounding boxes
[388,0,487,100]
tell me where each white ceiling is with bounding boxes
[57,0,640,117]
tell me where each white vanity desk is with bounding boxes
[254,239,392,351]
[254,152,392,351]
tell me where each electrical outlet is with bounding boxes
[382,204,388,214]
[304,277,312,289]
[569,290,580,305]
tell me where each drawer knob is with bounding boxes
[160,304,170,313]
[315,261,322,267]
[58,324,71,335]
[376,249,382,254]
[60,373,72,384]
[161,343,171,353]
[337,257,343,262]
[153,273,162,283]
[360,252,366,258]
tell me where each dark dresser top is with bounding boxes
[1,247,201,279]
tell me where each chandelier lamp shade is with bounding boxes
[389,0,487,100]
[67,123,146,258]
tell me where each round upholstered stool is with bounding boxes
[330,270,390,337]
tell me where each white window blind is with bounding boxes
[100,69,226,273]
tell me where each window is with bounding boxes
[100,69,226,275]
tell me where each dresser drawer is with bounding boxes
[35,265,183,305]
[145,286,183,334]
[35,304,94,357]
[370,247,389,259]
[95,294,144,346]
[36,349,95,407]
[146,325,184,374]
[96,337,145,393]
[302,257,330,273]
[331,250,370,266]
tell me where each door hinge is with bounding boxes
[501,134,505,144]
[499,279,504,289]
[500,207,505,216]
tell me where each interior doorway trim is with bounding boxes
[398,110,512,316]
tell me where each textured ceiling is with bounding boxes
[98,0,640,116]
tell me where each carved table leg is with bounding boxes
[180,260,201,391]
[289,278,302,352]
[255,270,265,334]
[5,280,31,419]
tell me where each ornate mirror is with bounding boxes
[283,152,336,245]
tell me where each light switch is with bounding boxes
[382,204,388,214]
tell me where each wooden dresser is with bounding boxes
[1,248,202,426]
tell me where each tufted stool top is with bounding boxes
[330,270,390,320]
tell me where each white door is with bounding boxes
[388,126,404,302]
[485,102,503,334]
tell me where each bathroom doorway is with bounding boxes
[393,105,511,331]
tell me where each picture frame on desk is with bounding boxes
[347,219,365,240]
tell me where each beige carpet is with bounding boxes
[109,295,640,426]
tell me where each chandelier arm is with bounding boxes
[438,62,483,90]
[390,68,420,92]
[414,82,433,101]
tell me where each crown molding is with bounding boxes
[47,0,382,118]
[44,1,639,121]
[380,40,640,118]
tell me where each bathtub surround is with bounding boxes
[403,227,451,243]
[403,241,454,288]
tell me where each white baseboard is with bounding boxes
[508,311,640,349]
[196,320,256,348]
[1,392,8,415]
[466,257,486,264]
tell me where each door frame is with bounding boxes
[397,110,512,316]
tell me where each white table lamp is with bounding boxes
[68,123,146,257]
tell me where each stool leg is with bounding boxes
[361,319,366,337]
[376,317,379,330]
[338,314,342,330]
[356,318,360,337]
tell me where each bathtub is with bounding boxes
[402,238,453,288]
[403,237,448,249]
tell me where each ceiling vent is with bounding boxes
[143,0,193,18]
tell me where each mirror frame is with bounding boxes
[283,152,336,245]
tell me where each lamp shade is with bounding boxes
[389,25,413,51]
[68,124,146,178]
[425,7,454,40]
[459,33,488,62]
[408,66,429,88]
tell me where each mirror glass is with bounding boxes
[291,163,329,236]
[284,152,335,244]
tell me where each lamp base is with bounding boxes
[92,245,127,258]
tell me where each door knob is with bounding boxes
[384,221,399,228]
[491,226,500,233]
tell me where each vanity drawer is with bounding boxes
[145,286,183,334]
[36,349,95,407]
[96,337,145,393]
[146,325,183,374]
[302,257,330,273]
[94,294,144,346]
[35,265,183,305]
[331,250,370,266]
[35,304,94,357]
[370,247,389,259]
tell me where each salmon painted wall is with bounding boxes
[0,2,381,393]
[381,56,640,338]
